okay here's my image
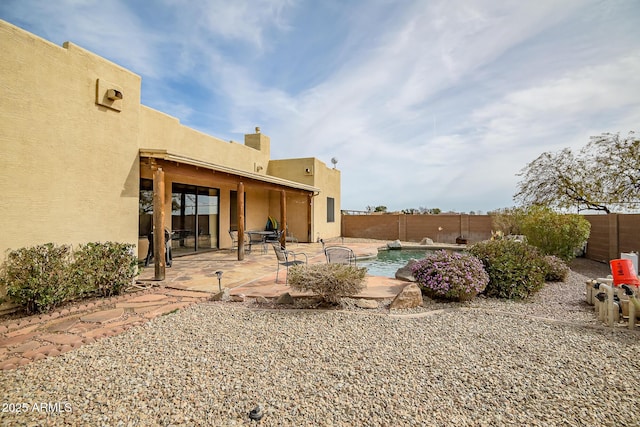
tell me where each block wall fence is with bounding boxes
[341,213,640,263]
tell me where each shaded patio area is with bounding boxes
[137,240,409,299]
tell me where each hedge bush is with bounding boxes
[411,250,488,301]
[70,242,137,297]
[469,239,547,300]
[518,206,591,261]
[543,255,570,282]
[287,263,367,304]
[0,242,138,314]
[1,243,73,314]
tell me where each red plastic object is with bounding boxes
[610,259,640,287]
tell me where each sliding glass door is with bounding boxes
[171,183,219,254]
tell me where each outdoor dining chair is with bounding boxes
[324,245,357,266]
[144,229,172,267]
[271,242,308,284]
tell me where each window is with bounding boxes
[327,197,335,223]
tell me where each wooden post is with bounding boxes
[307,193,313,243]
[237,182,245,260]
[153,167,166,280]
[280,190,287,248]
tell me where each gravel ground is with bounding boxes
[1,268,639,426]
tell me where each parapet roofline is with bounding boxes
[140,149,320,193]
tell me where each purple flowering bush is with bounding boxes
[411,250,489,301]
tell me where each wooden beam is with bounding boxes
[142,159,312,196]
[237,182,245,260]
[280,190,287,248]
[153,167,166,280]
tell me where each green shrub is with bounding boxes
[1,243,73,314]
[491,207,527,236]
[518,206,591,261]
[411,250,489,301]
[287,263,367,304]
[70,242,137,297]
[543,255,570,282]
[0,241,138,314]
[469,240,547,300]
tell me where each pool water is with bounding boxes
[359,249,432,277]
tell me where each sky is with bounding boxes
[1,0,639,213]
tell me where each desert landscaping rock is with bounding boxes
[395,259,418,282]
[390,283,423,309]
[355,299,378,309]
[276,292,294,305]
[0,268,638,425]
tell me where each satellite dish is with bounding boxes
[331,157,338,168]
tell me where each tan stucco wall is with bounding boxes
[268,158,341,241]
[1,19,341,268]
[0,20,141,259]
[139,108,271,174]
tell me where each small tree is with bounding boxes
[514,131,640,213]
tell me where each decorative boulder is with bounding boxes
[276,292,294,305]
[255,296,269,304]
[387,240,402,250]
[395,259,419,282]
[356,299,378,309]
[420,237,434,245]
[210,288,230,301]
[390,283,423,309]
[229,293,246,302]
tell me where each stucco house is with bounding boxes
[0,20,341,266]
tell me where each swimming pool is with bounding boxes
[359,249,431,277]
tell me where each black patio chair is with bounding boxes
[324,245,357,266]
[271,242,307,284]
[144,229,172,267]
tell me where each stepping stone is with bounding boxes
[0,332,38,348]
[67,322,96,334]
[23,345,58,359]
[6,324,40,338]
[1,357,27,370]
[80,308,124,323]
[45,317,80,333]
[164,290,210,298]
[116,301,165,311]
[12,340,42,353]
[143,302,191,319]
[125,294,168,303]
[100,317,144,329]
[39,333,84,347]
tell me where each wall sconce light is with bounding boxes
[107,89,123,100]
[215,271,223,292]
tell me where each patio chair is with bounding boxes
[144,229,172,267]
[265,229,283,244]
[272,242,308,284]
[285,225,298,244]
[229,229,238,249]
[324,245,357,266]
